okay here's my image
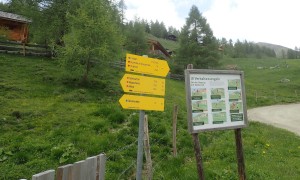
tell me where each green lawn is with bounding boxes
[221,57,300,108]
[0,54,299,179]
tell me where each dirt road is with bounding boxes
[247,103,300,136]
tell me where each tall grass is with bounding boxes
[0,54,299,179]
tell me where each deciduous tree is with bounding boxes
[61,0,123,83]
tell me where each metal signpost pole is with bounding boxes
[136,110,145,180]
[136,54,148,180]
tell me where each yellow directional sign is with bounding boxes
[120,73,165,96]
[126,53,170,77]
[119,94,165,111]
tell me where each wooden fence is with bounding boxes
[0,40,51,57]
[29,153,106,180]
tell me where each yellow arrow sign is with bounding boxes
[126,53,170,77]
[119,94,165,111]
[120,74,165,96]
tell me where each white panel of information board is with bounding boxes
[185,69,248,133]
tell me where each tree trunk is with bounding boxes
[82,59,91,84]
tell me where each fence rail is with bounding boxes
[27,153,106,180]
[0,40,51,57]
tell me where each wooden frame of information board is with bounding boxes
[185,69,248,134]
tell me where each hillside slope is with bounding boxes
[257,42,290,58]
[0,54,299,179]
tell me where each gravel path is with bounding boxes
[247,103,300,136]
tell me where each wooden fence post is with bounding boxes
[22,42,26,56]
[33,153,106,180]
[97,154,106,180]
[144,115,153,180]
[255,90,258,103]
[172,104,178,157]
[32,170,55,180]
[72,160,86,180]
[85,156,98,180]
[57,164,73,180]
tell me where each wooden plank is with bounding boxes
[57,164,73,180]
[32,170,55,180]
[97,154,106,180]
[72,160,86,180]
[85,156,97,180]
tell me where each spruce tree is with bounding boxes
[176,5,220,69]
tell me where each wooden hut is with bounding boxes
[148,39,171,59]
[0,11,31,43]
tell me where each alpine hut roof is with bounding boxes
[0,11,32,23]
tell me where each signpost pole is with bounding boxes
[235,128,246,180]
[120,53,170,180]
[136,110,145,180]
[136,54,148,180]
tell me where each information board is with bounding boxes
[185,69,248,133]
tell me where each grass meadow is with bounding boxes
[0,54,299,179]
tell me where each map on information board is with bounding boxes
[185,69,248,133]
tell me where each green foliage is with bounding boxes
[60,0,123,83]
[51,143,78,164]
[219,38,278,58]
[0,26,9,41]
[176,5,220,69]
[0,148,13,162]
[124,20,148,55]
[150,20,168,38]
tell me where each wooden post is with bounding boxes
[235,128,246,180]
[172,104,178,157]
[23,43,26,56]
[255,90,258,103]
[57,164,73,180]
[192,134,205,180]
[187,64,205,180]
[97,154,106,180]
[144,115,153,180]
[32,170,55,180]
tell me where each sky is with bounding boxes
[125,0,300,49]
[1,0,299,49]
